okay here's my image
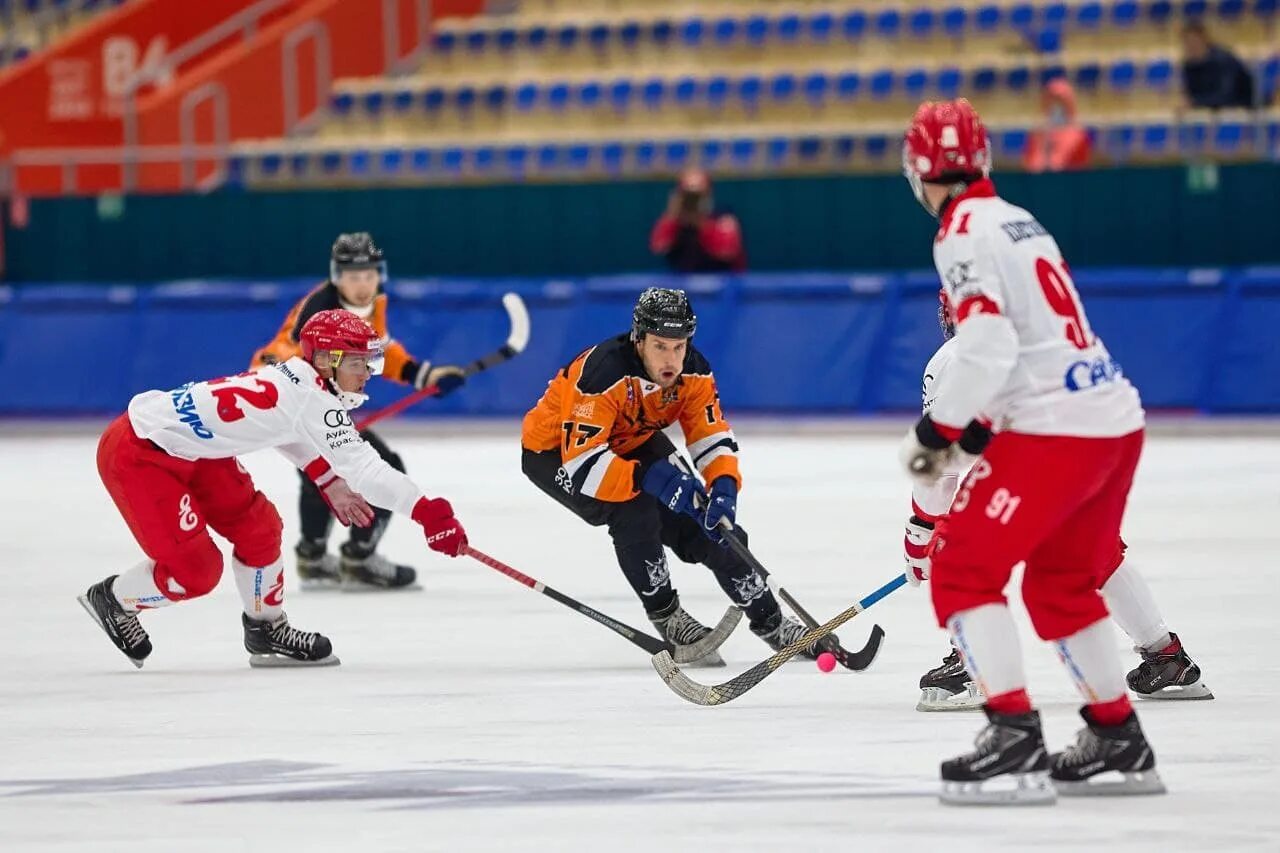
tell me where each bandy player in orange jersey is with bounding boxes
[520,288,840,664]
[79,310,467,669]
[896,99,1167,804]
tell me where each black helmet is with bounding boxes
[632,287,696,341]
[330,232,387,283]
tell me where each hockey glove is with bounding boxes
[412,497,468,557]
[701,476,738,545]
[410,361,467,398]
[641,459,707,521]
[307,464,374,527]
[899,416,992,485]
[904,515,936,586]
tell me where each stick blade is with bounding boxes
[671,606,742,664]
[500,292,531,353]
[836,624,886,672]
[651,651,722,706]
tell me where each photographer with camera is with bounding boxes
[649,169,746,274]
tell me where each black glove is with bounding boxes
[408,361,467,397]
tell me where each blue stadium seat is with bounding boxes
[634,141,657,169]
[875,9,902,37]
[1147,0,1174,23]
[1009,3,1035,29]
[679,18,705,48]
[864,135,889,159]
[567,144,591,172]
[1261,57,1280,102]
[547,82,570,111]
[745,15,769,44]
[942,7,967,37]
[464,30,486,53]
[601,142,625,174]
[707,75,729,109]
[1142,124,1170,153]
[226,156,247,188]
[454,85,476,110]
[410,148,432,173]
[674,76,698,105]
[514,82,538,111]
[738,74,763,108]
[1145,59,1174,89]
[1075,63,1102,90]
[833,135,856,161]
[536,144,559,171]
[504,145,528,175]
[730,138,757,167]
[578,81,602,109]
[483,85,506,111]
[289,153,309,177]
[975,4,1002,31]
[651,20,673,46]
[1182,1,1208,19]
[1179,122,1208,153]
[1112,1,1140,26]
[555,25,579,51]
[379,149,403,175]
[441,147,464,174]
[1043,3,1068,26]
[998,129,1028,156]
[642,78,665,110]
[1075,1,1103,28]
[904,68,929,98]
[1257,0,1279,17]
[259,152,282,176]
[808,12,834,41]
[1220,0,1246,19]
[937,66,962,97]
[713,17,738,45]
[770,73,797,102]
[361,91,385,117]
[609,78,635,111]
[842,10,867,39]
[433,31,457,54]
[424,87,446,112]
[587,23,610,51]
[908,9,935,38]
[664,139,690,169]
[1036,29,1062,53]
[526,26,548,50]
[701,138,724,167]
[766,137,791,165]
[619,21,641,49]
[971,67,998,93]
[870,69,895,99]
[319,152,341,174]
[836,71,862,99]
[350,150,371,176]
[392,88,415,113]
[331,91,354,117]
[803,72,829,104]
[777,14,801,41]
[1108,60,1137,92]
[495,28,518,52]
[1005,66,1031,92]
[797,136,822,161]
[1040,65,1067,86]
[1214,120,1245,152]
[1104,124,1136,158]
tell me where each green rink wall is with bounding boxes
[3,163,1276,281]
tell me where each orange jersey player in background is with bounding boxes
[521,287,839,664]
[251,232,467,592]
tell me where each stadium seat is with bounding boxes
[601,142,625,174]
[701,138,724,167]
[937,67,962,98]
[483,85,506,111]
[1108,60,1137,93]
[587,23,610,52]
[904,68,929,99]
[1075,2,1104,28]
[527,26,548,51]
[1145,59,1175,90]
[361,91,385,118]
[536,144,558,171]
[972,67,998,93]
[679,18,704,49]
[290,153,309,178]
[410,148,432,173]
[441,147,464,174]
[514,83,538,111]
[975,4,1002,32]
[1214,120,1245,152]
[802,73,829,105]
[864,135,890,159]
[567,144,591,172]
[1257,0,1279,18]
[495,28,518,52]
[1112,1,1140,26]
[745,15,769,45]
[712,17,738,46]
[942,7,967,37]
[651,20,673,47]
[504,145,528,175]
[1075,62,1103,90]
[797,136,822,162]
[766,137,791,166]
[707,75,729,109]
[663,139,690,169]
[454,85,476,111]
[777,14,801,42]
[1043,3,1069,27]
[433,31,457,55]
[730,138,757,167]
[331,91,355,117]
[998,129,1028,157]
[608,79,633,111]
[738,75,763,109]
[1010,4,1036,30]
[1142,123,1170,153]
[875,9,902,38]
[1183,1,1209,19]
[619,21,641,50]
[464,30,486,54]
[870,69,895,99]
[770,73,797,102]
[319,151,341,174]
[424,87,446,113]
[393,88,415,113]
[1006,66,1032,92]
[555,25,578,51]
[842,10,867,40]
[833,135,855,161]
[1147,1,1174,24]
[578,81,602,109]
[380,149,403,175]
[836,71,862,99]
[634,141,656,170]
[808,12,834,42]
[349,150,370,176]
[641,78,665,110]
[547,82,570,111]
[908,9,935,39]
[674,76,698,106]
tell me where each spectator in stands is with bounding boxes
[649,169,746,273]
[1023,78,1092,173]
[1180,20,1255,110]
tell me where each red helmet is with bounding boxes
[903,99,991,214]
[300,309,384,370]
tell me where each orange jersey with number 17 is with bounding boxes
[521,333,741,503]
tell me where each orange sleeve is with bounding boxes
[250,300,304,369]
[382,340,414,385]
[558,376,640,503]
[678,375,741,490]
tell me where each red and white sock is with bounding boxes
[111,560,179,612]
[1054,618,1133,726]
[232,557,285,622]
[947,603,1032,715]
[1100,561,1171,652]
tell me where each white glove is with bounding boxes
[904,516,936,586]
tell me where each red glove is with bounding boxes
[412,497,467,557]
[304,459,373,527]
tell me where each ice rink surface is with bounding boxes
[2,423,1277,852]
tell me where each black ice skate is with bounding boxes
[939,707,1055,806]
[1050,708,1166,796]
[295,540,341,590]
[649,596,726,668]
[339,544,419,591]
[77,575,152,669]
[242,612,339,667]
[751,610,840,661]
[1127,633,1213,700]
[918,647,984,712]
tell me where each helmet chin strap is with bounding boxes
[326,376,368,410]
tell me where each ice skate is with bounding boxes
[1127,633,1212,700]
[1050,708,1166,796]
[243,612,339,667]
[339,545,419,591]
[751,610,839,661]
[649,596,726,668]
[939,707,1055,806]
[77,575,152,669]
[295,540,341,590]
[917,647,984,711]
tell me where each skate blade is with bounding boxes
[339,579,422,593]
[77,593,144,670]
[1134,680,1214,700]
[917,685,984,712]
[1054,769,1166,797]
[248,653,341,668]
[940,772,1056,806]
[297,577,343,592]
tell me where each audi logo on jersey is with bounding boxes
[324,409,354,428]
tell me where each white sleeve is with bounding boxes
[276,441,320,472]
[911,346,959,519]
[929,233,1019,431]
[292,395,423,517]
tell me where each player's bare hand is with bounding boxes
[320,477,375,527]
